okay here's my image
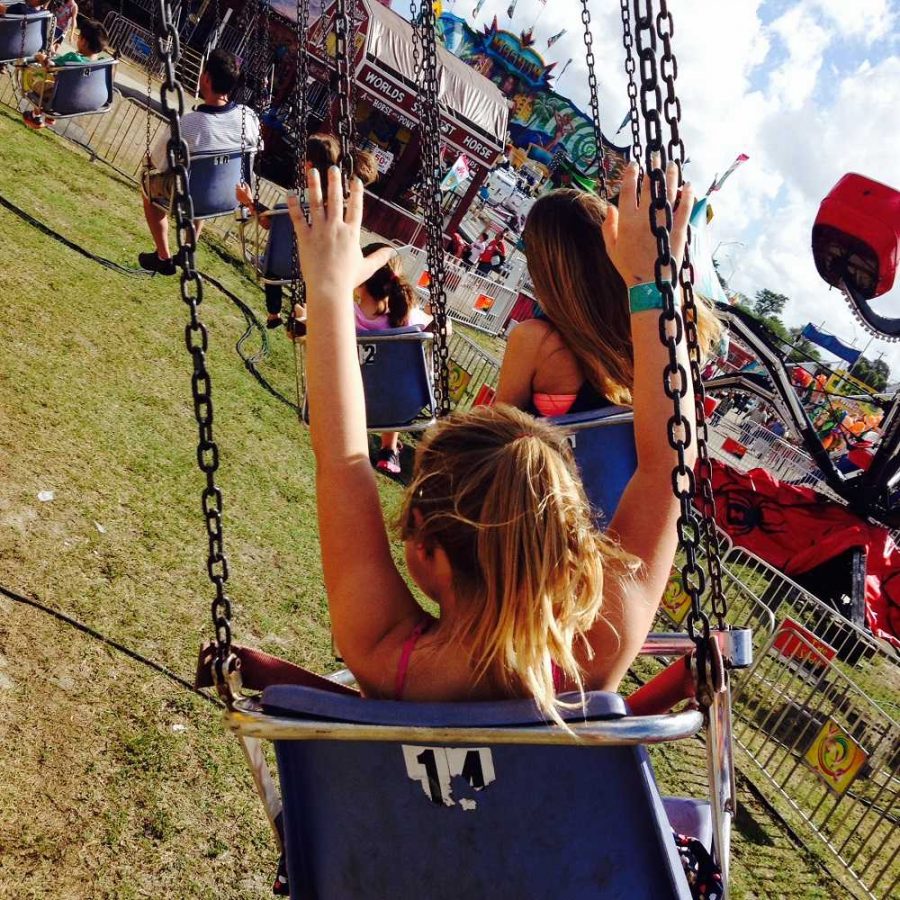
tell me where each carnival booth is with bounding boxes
[266,0,509,243]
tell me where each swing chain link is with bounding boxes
[154,0,234,686]
[579,0,607,199]
[656,0,728,627]
[632,0,710,645]
[334,0,355,186]
[289,0,311,322]
[619,0,644,174]
[410,0,451,416]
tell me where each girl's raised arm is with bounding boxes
[585,161,697,689]
[289,168,422,693]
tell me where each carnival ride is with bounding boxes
[0,0,896,896]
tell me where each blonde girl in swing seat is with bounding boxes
[288,160,696,722]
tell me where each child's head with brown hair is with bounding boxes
[399,404,635,724]
[77,20,108,57]
[360,242,416,328]
[306,133,378,200]
[523,189,721,406]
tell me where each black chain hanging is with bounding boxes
[631,0,709,646]
[333,0,355,186]
[153,0,234,688]
[579,0,607,199]
[409,0,451,416]
[655,0,727,628]
[287,0,311,329]
[619,0,643,175]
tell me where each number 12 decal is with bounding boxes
[402,746,496,811]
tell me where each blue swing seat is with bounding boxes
[26,58,116,118]
[550,406,637,522]
[301,327,437,433]
[245,685,706,899]
[259,206,296,285]
[153,148,254,220]
[0,12,51,62]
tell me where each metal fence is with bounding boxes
[656,542,899,899]
[446,331,502,413]
[398,244,520,337]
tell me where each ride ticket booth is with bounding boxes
[267,0,509,244]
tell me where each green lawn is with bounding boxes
[0,103,848,898]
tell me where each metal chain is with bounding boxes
[655,0,727,627]
[253,0,271,218]
[153,0,234,685]
[632,0,709,644]
[288,0,311,323]
[334,0,355,185]
[579,0,607,199]
[619,0,643,174]
[145,0,156,167]
[409,1,451,415]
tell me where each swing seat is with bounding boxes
[550,406,637,522]
[301,327,437,433]
[26,58,116,118]
[812,173,900,338]
[153,148,254,220]
[0,12,51,63]
[236,685,705,899]
[259,206,296,285]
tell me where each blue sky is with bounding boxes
[426,1,900,375]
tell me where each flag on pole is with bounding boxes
[707,153,749,194]
[615,110,631,134]
[557,58,573,80]
[472,0,486,17]
[507,0,518,18]
[547,28,566,48]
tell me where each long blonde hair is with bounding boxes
[399,404,635,724]
[524,189,722,406]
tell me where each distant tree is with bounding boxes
[713,257,729,293]
[853,356,891,392]
[754,289,789,319]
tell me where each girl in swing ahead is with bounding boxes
[288,159,697,719]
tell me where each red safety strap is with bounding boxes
[626,654,696,716]
[195,642,358,696]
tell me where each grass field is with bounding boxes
[0,102,851,898]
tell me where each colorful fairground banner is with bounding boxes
[437,13,630,186]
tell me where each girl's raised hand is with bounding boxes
[601,160,694,287]
[288,166,365,299]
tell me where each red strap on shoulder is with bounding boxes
[626,654,696,716]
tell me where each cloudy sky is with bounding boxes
[427,0,900,376]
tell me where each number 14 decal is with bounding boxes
[402,746,496,811]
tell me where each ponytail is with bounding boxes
[361,242,417,328]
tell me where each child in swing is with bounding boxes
[21,18,109,129]
[354,241,433,475]
[290,157,696,709]
[289,161,720,897]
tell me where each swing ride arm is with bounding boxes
[715,303,900,524]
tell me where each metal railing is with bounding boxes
[398,244,520,337]
[656,540,899,899]
[446,331,502,413]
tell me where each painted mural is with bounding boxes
[438,13,629,181]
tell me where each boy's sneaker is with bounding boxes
[375,448,401,475]
[137,250,177,275]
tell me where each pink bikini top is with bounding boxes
[394,615,566,700]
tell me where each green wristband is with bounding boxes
[629,282,669,314]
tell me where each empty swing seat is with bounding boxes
[26,58,117,118]
[251,685,704,899]
[0,12,51,62]
[550,406,637,521]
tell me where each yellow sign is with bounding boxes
[660,572,692,626]
[448,362,472,404]
[804,719,868,795]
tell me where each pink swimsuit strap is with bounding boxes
[394,615,434,700]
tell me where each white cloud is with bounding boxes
[810,0,895,42]
[767,5,832,110]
